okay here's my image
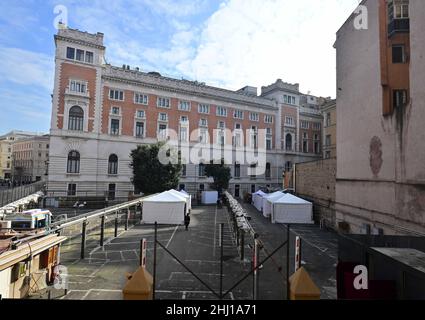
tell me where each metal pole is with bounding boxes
[220,223,224,299]
[100,216,105,247]
[125,208,129,231]
[153,222,158,300]
[81,220,87,260]
[240,230,245,261]
[140,239,143,266]
[114,212,118,238]
[253,239,260,300]
[286,224,290,300]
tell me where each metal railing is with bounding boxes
[0,181,45,207]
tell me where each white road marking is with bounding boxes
[166,225,179,249]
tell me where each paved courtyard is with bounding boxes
[45,202,338,300]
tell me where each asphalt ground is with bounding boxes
[41,203,338,300]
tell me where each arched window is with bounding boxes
[285,134,293,151]
[68,106,84,131]
[108,154,118,175]
[67,151,80,173]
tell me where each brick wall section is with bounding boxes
[59,63,97,131]
[295,158,336,227]
[101,86,275,145]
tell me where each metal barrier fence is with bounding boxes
[0,181,45,207]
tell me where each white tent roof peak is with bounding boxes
[144,191,186,203]
[265,191,284,199]
[254,190,267,196]
[273,193,311,204]
[168,189,189,199]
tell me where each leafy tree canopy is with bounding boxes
[205,160,232,194]
[131,143,182,195]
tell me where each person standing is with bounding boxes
[184,212,191,231]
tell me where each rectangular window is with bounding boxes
[234,110,244,119]
[76,49,85,62]
[326,113,331,127]
[198,104,210,114]
[66,47,75,60]
[216,106,227,117]
[135,93,149,105]
[326,135,331,146]
[180,116,188,123]
[234,163,240,178]
[199,128,208,144]
[135,122,145,138]
[179,126,188,142]
[158,124,168,140]
[285,117,294,126]
[199,164,206,177]
[265,163,271,178]
[264,115,273,123]
[392,45,405,63]
[157,97,170,108]
[67,183,77,196]
[111,107,120,115]
[181,165,186,177]
[249,112,259,122]
[266,138,272,150]
[85,51,94,64]
[199,119,208,127]
[110,119,120,135]
[70,80,87,93]
[218,121,225,129]
[159,113,168,122]
[393,90,408,108]
[303,140,308,153]
[108,184,116,200]
[313,122,321,130]
[109,90,124,101]
[179,100,191,111]
[136,110,145,118]
[301,121,309,129]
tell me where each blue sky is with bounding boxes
[0,0,360,134]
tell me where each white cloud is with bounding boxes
[0,47,54,91]
[179,0,360,97]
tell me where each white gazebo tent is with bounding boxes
[142,191,187,225]
[168,189,191,214]
[252,190,267,211]
[271,193,314,224]
[262,191,285,218]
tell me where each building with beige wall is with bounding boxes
[0,131,41,181]
[11,135,50,184]
[321,99,336,159]
[335,0,425,235]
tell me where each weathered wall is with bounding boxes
[334,0,425,235]
[295,158,336,227]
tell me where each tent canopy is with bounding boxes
[271,194,313,225]
[273,193,312,204]
[143,191,187,203]
[168,189,191,213]
[142,190,187,225]
[262,192,285,218]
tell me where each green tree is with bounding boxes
[130,143,182,195]
[205,161,232,195]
